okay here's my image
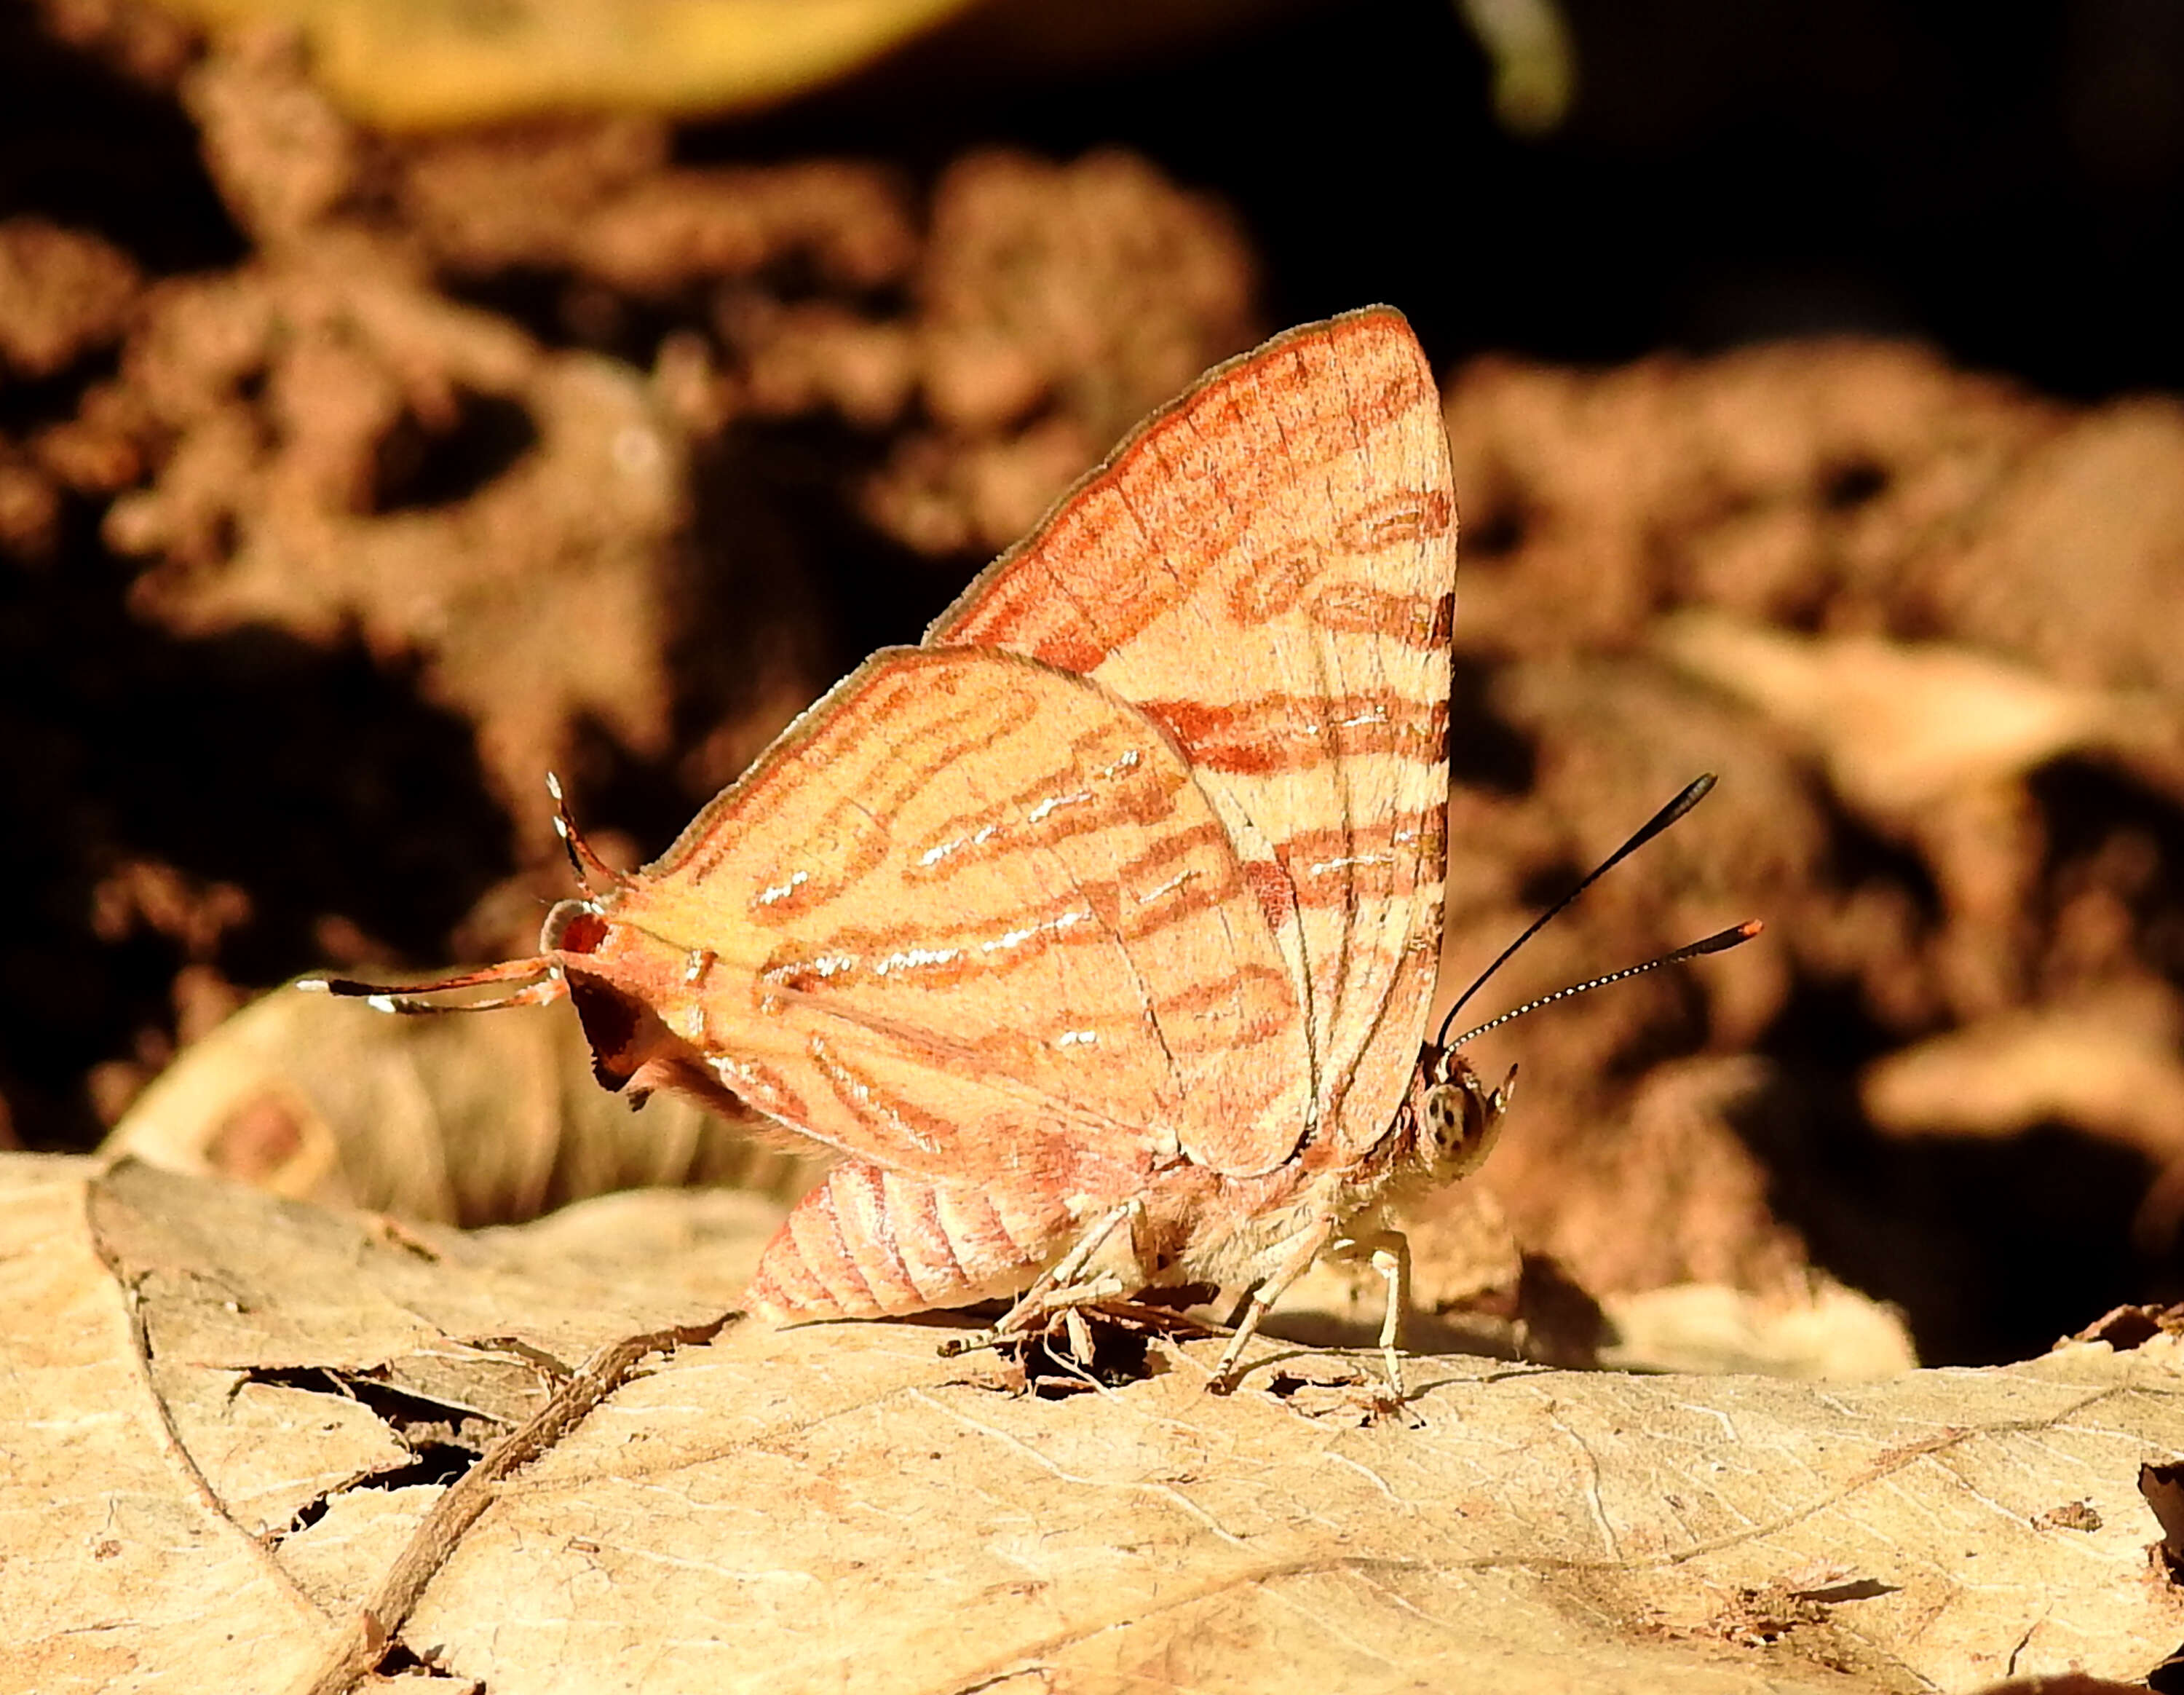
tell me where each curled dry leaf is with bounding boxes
[4,1158,2179,1694]
[2073,1304,2184,1349]
[101,979,815,1226]
[1653,609,2165,818]
[1594,1279,1917,1382]
[1861,981,2184,1161]
[2143,1460,2184,1579]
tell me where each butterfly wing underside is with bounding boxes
[582,307,1452,1201]
[606,646,1313,1193]
[931,307,1457,1169]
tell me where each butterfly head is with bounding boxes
[303,780,751,1119]
[1412,1043,1516,1185]
[529,889,737,1116]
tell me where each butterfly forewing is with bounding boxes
[930,307,1456,1169]
[601,647,1313,1188]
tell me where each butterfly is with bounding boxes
[311,307,1516,1395]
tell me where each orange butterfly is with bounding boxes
[313,309,1528,1393]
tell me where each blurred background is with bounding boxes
[5,0,2184,1373]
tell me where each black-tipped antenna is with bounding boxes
[1446,920,1761,1051]
[296,956,561,1015]
[1433,774,1720,1048]
[547,772,620,894]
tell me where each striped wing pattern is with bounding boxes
[604,646,1310,1193]
[932,309,1455,1171]
[545,308,1455,1316]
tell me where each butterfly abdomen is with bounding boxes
[745,1161,1075,1321]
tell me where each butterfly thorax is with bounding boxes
[1112,1044,1510,1297]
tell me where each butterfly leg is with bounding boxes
[1325,1228,1412,1399]
[1060,1304,1097,1370]
[937,1200,1146,1359]
[1207,1217,1337,1394]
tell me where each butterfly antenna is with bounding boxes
[295,957,563,1015]
[547,772,622,895]
[293,775,613,1016]
[1433,773,1729,1049]
[1445,920,1761,1051]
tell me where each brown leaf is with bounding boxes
[2073,1305,2184,1351]
[101,981,817,1226]
[1861,983,2184,1163]
[5,1157,2180,1693]
[1654,609,2164,818]
[0,217,141,379]
[2142,1461,2184,1582]
[113,272,692,832]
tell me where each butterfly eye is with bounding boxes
[1422,1059,1514,1180]
[542,899,607,955]
[1423,1084,1465,1147]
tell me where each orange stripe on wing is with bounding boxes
[901,719,1196,882]
[802,1030,955,1157]
[1143,693,1448,778]
[756,824,1247,995]
[1273,806,1449,909]
[933,309,1438,670]
[1339,487,1455,552]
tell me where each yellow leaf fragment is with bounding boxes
[148,0,980,128]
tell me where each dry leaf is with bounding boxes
[101,980,816,1225]
[1594,1279,1918,1381]
[5,1157,2180,1694]
[113,277,690,831]
[470,1185,787,1307]
[2076,1305,2184,1349]
[0,218,141,379]
[1654,609,2159,817]
[1861,981,2184,1165]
